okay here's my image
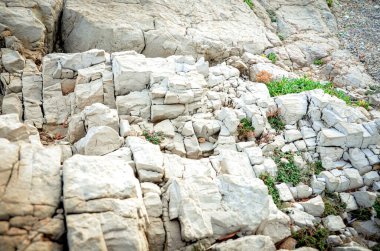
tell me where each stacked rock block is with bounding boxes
[0,138,64,250]
[42,49,114,125]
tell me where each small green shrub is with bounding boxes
[267,77,352,105]
[350,208,372,221]
[292,225,330,251]
[267,9,277,22]
[267,52,277,64]
[322,193,346,217]
[311,160,324,175]
[374,198,380,218]
[313,59,324,65]
[267,112,285,131]
[143,130,165,145]
[326,0,333,8]
[274,150,302,186]
[244,0,254,9]
[355,99,370,110]
[238,118,255,140]
[277,33,285,41]
[260,172,280,207]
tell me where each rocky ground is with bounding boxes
[0,0,379,251]
[333,0,380,83]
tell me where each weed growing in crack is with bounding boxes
[313,59,324,65]
[237,118,255,141]
[267,110,285,131]
[350,208,372,221]
[274,150,302,186]
[322,192,346,217]
[267,52,277,64]
[244,0,254,9]
[292,225,330,251]
[267,77,352,105]
[260,172,281,207]
[143,130,165,145]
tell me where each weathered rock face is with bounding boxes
[0,138,64,250]
[0,0,63,52]
[63,155,149,250]
[61,0,274,61]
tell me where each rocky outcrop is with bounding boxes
[61,0,274,61]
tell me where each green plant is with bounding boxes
[355,99,370,110]
[274,150,302,186]
[292,225,330,250]
[277,33,285,41]
[313,59,324,65]
[267,10,277,22]
[260,172,280,207]
[374,198,380,218]
[267,52,277,64]
[311,160,324,175]
[267,77,352,105]
[244,0,254,9]
[326,0,333,8]
[372,244,380,251]
[350,208,372,221]
[322,193,346,217]
[238,118,255,140]
[142,130,165,145]
[267,111,285,131]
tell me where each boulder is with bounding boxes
[74,126,123,156]
[211,235,275,251]
[275,94,308,125]
[61,0,272,61]
[300,195,325,217]
[323,215,346,231]
[82,103,119,132]
[1,49,25,73]
[63,155,149,250]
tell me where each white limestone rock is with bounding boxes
[116,90,151,119]
[126,136,164,183]
[276,183,294,202]
[275,94,308,125]
[323,215,346,231]
[82,103,119,132]
[352,191,377,208]
[300,195,325,217]
[211,235,275,251]
[74,126,123,156]
[1,49,25,73]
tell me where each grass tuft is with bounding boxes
[238,118,255,141]
[313,59,324,65]
[322,193,346,217]
[143,130,165,145]
[260,172,281,207]
[267,77,352,105]
[244,0,254,9]
[274,150,302,186]
[292,225,330,251]
[267,52,277,64]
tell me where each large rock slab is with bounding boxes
[63,155,149,250]
[0,0,63,52]
[61,0,273,61]
[0,139,64,250]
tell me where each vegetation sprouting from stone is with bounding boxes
[244,0,254,9]
[311,160,324,175]
[143,130,165,145]
[260,173,280,207]
[350,208,372,221]
[355,99,370,110]
[292,225,330,251]
[322,193,346,217]
[326,0,333,8]
[374,198,380,219]
[273,150,302,186]
[267,77,352,105]
[267,9,277,22]
[267,110,285,131]
[266,52,277,64]
[313,59,324,65]
[237,118,255,140]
